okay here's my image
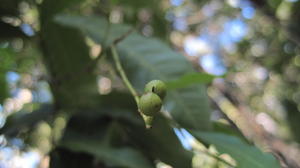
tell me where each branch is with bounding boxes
[112,27,136,45]
[110,44,153,129]
[110,45,140,104]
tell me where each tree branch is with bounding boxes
[110,44,153,129]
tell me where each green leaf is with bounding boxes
[59,109,153,167]
[268,0,282,9]
[40,2,98,108]
[191,131,281,168]
[166,72,217,90]
[0,73,7,104]
[125,115,193,168]
[61,134,154,168]
[115,35,211,130]
[213,121,247,142]
[55,15,131,47]
[0,47,16,71]
[40,0,84,19]
[55,15,212,131]
[62,92,193,168]
[0,47,15,104]
[111,0,158,8]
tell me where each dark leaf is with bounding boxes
[0,21,27,40]
[50,147,94,168]
[39,1,98,108]
[125,115,193,168]
[61,132,154,168]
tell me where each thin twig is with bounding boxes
[112,28,136,45]
[110,45,139,105]
[110,44,154,128]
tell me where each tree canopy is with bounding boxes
[1,0,300,168]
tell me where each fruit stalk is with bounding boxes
[111,45,153,128]
[111,45,140,105]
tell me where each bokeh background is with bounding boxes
[1,0,300,167]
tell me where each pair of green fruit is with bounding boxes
[139,80,167,116]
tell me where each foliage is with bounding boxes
[191,131,280,168]
[1,0,300,168]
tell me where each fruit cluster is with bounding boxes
[139,80,167,116]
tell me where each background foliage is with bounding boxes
[0,0,300,168]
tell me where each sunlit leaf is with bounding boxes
[166,72,217,90]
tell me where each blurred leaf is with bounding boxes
[282,99,300,142]
[55,15,130,47]
[192,0,209,7]
[61,135,154,168]
[191,131,281,168]
[0,104,54,136]
[268,0,282,9]
[125,115,193,168]
[166,72,217,90]
[50,147,94,168]
[111,0,169,39]
[111,0,158,8]
[15,43,41,73]
[0,73,7,104]
[0,47,15,68]
[67,91,142,126]
[39,1,98,107]
[27,121,52,153]
[61,91,192,168]
[0,21,27,40]
[101,121,131,146]
[0,47,15,104]
[0,0,21,16]
[213,121,248,143]
[40,0,84,19]
[55,15,212,131]
[51,101,152,167]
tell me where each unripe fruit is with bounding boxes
[145,80,167,100]
[139,92,162,116]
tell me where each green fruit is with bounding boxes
[145,80,167,100]
[139,93,162,116]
